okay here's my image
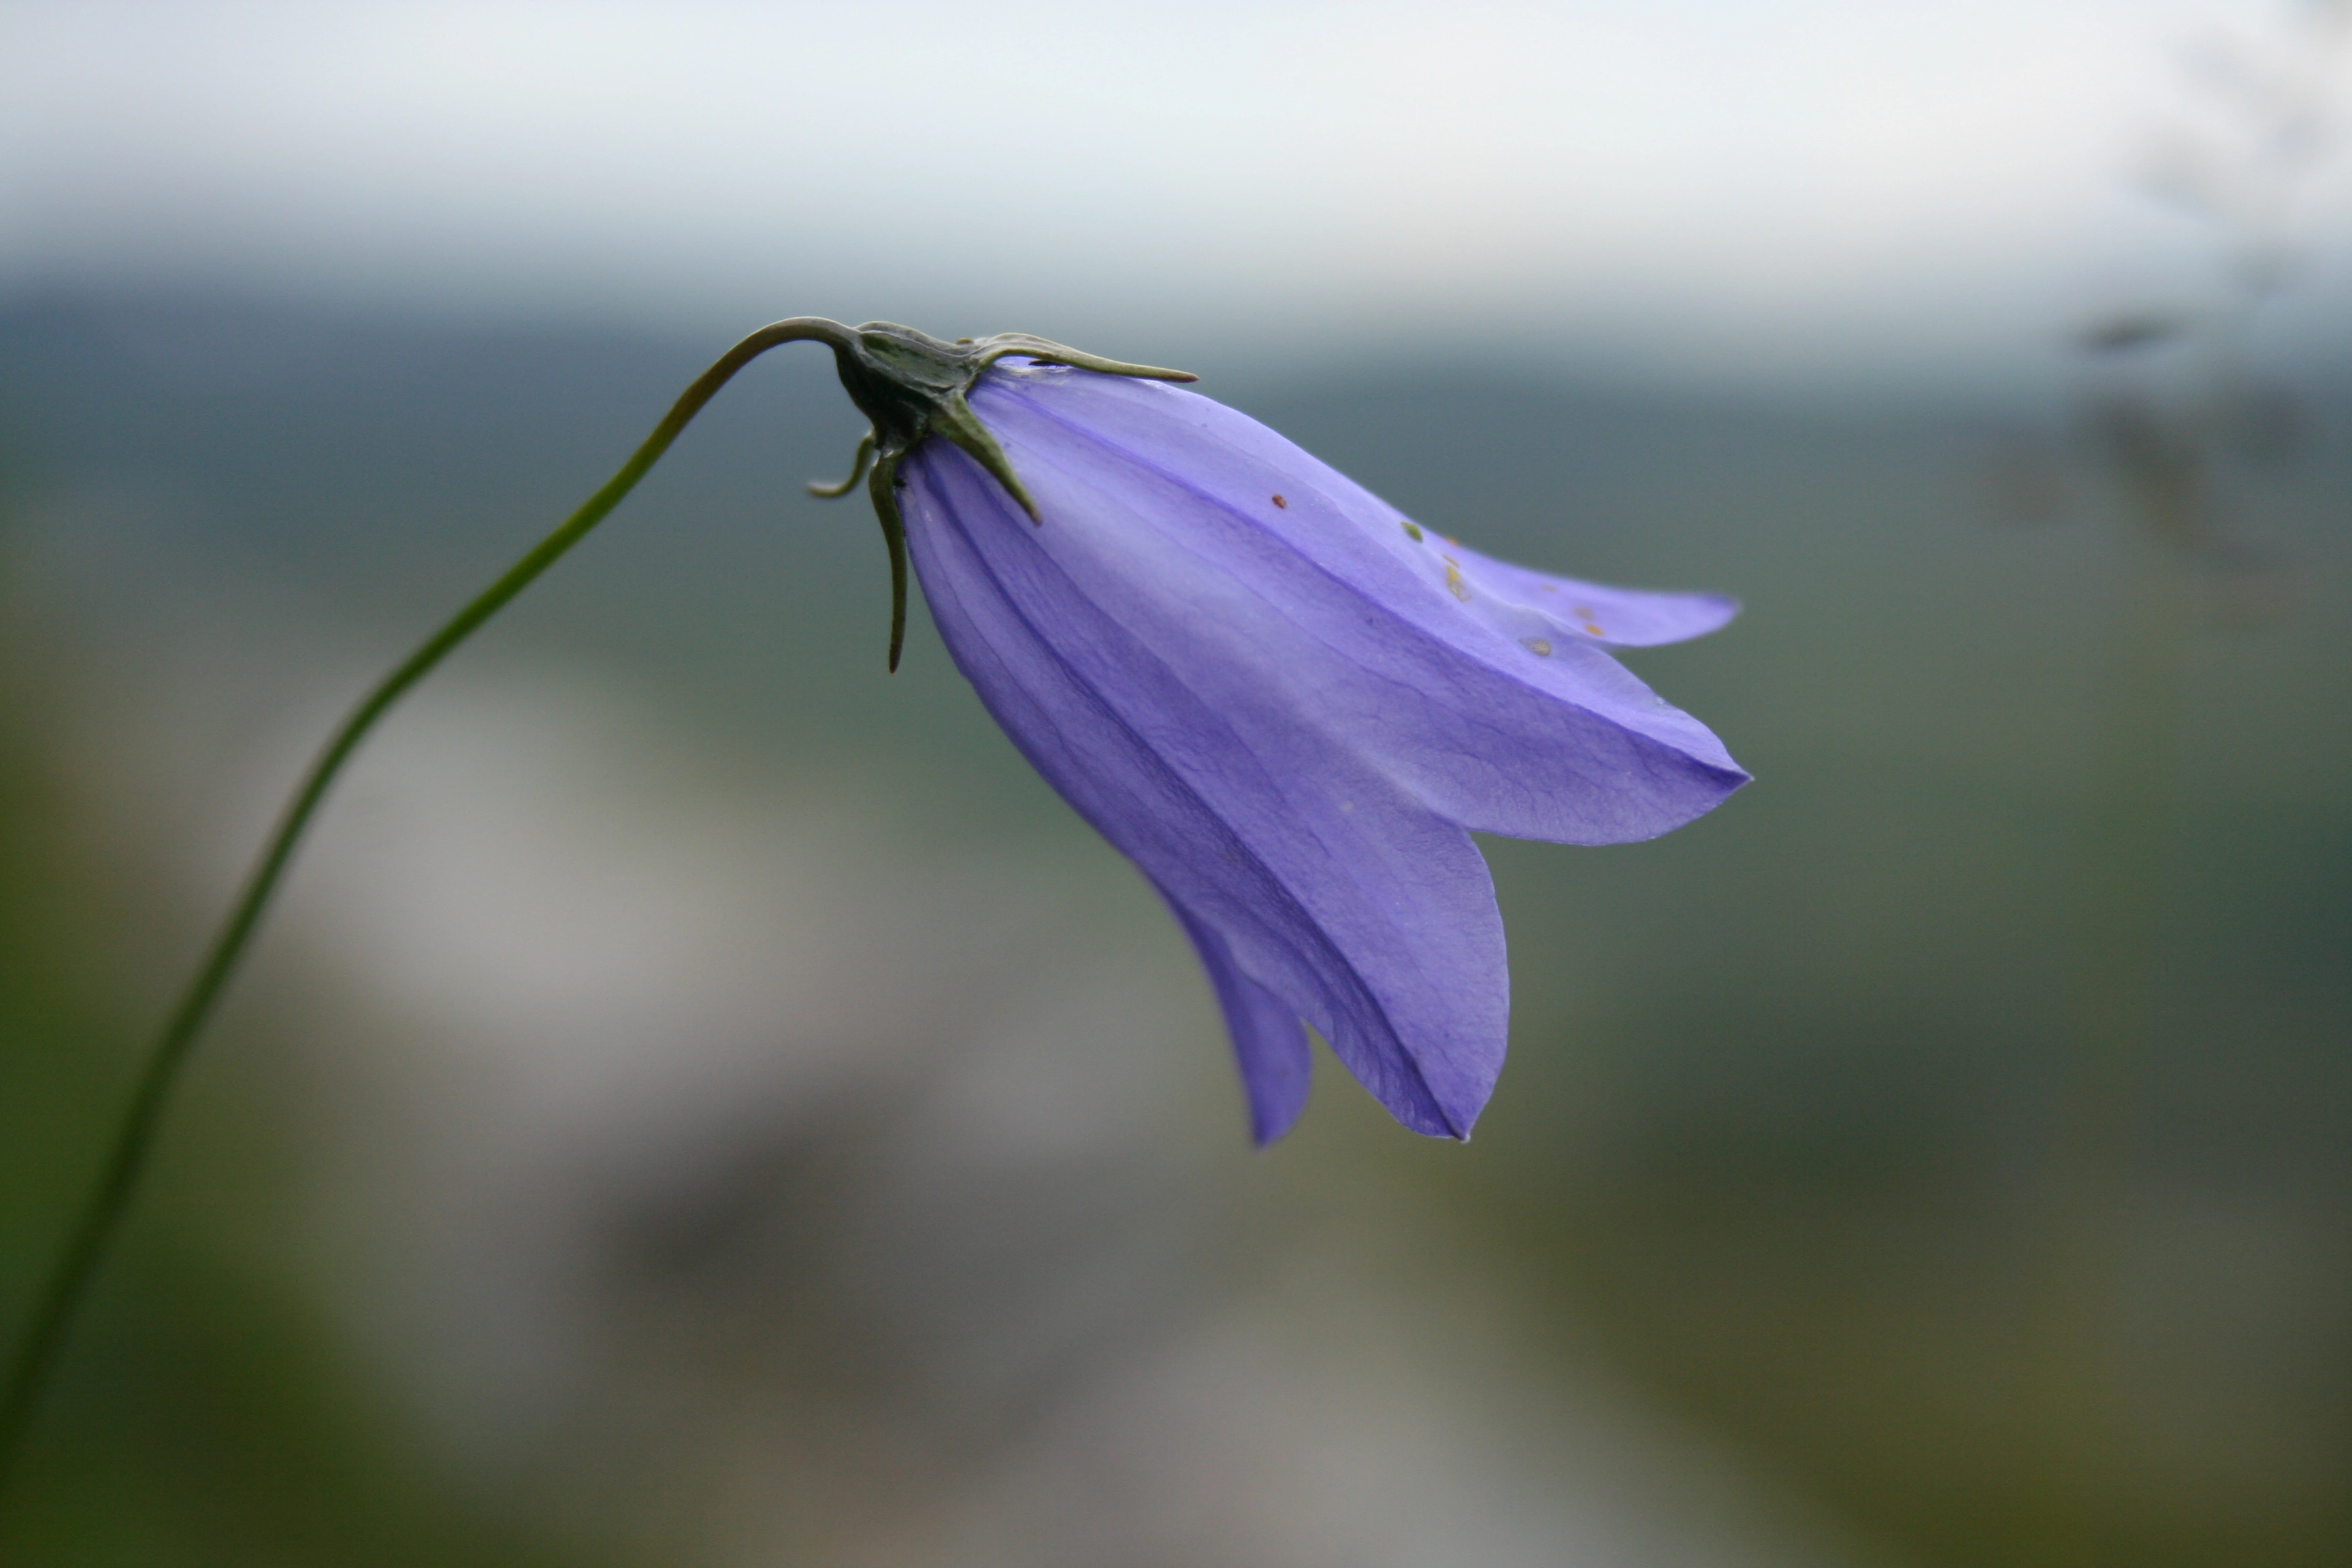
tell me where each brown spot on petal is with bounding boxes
[1271,493,1288,508]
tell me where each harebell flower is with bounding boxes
[872,339,1748,1141]
[0,319,1744,1488]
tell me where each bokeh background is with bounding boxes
[3,3,2349,1565]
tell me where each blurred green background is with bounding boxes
[5,3,2351,1566]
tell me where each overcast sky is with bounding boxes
[5,0,2349,387]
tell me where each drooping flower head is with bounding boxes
[813,324,1747,1143]
[0,321,1747,1495]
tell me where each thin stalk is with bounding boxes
[0,316,857,1501]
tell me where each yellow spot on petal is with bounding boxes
[1442,557,1470,601]
[1525,638,1553,657]
[1582,621,1605,636]
[1401,520,1424,541]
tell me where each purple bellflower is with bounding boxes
[0,321,1749,1494]
[814,325,1747,1143]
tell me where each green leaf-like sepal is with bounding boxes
[804,322,1196,670]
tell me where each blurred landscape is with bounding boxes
[5,1,2352,1564]
[1,287,2345,1567]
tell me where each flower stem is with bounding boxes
[0,316,857,1501]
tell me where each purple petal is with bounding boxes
[1432,536,1739,648]
[959,367,1749,847]
[902,440,1508,1139]
[1166,898,1311,1145]
[990,363,1734,641]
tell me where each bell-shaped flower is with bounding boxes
[78,309,1742,1159]
[0,323,1750,1490]
[815,336,1748,1144]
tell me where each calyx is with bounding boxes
[801,321,1195,670]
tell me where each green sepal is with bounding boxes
[806,430,874,498]
[806,321,1196,668]
[968,333,1200,385]
[866,453,912,674]
[934,391,1039,522]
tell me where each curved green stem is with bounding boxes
[0,316,858,1501]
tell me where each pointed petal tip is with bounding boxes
[1247,1090,1307,1147]
[1384,1088,1482,1141]
[1708,755,1756,797]
[1248,1094,1478,1145]
[1411,1116,1476,1144]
